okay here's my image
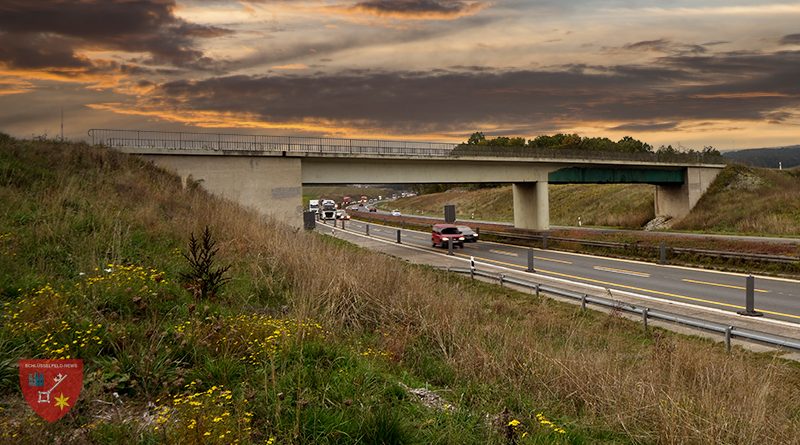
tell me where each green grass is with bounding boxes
[382,184,654,228]
[2,136,800,444]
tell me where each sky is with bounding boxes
[0,0,798,150]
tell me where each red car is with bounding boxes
[431,224,465,248]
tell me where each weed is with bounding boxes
[180,226,231,302]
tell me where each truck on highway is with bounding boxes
[320,199,337,220]
[308,199,320,215]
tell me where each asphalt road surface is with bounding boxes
[327,218,800,324]
[367,209,800,244]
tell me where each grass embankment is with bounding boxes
[383,184,655,228]
[2,136,800,444]
[674,164,800,236]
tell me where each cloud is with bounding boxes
[94,48,799,138]
[0,0,229,72]
[780,33,800,45]
[349,0,487,20]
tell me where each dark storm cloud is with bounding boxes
[144,49,800,135]
[0,0,229,70]
[352,0,484,18]
[781,34,800,45]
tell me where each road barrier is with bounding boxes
[480,229,800,265]
[445,265,800,353]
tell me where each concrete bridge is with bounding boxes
[90,129,725,230]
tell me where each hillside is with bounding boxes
[724,145,800,168]
[2,136,800,444]
[383,166,800,236]
[383,184,655,228]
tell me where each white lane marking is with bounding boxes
[593,266,651,278]
[683,279,770,293]
[490,249,518,257]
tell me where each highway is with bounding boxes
[368,208,800,244]
[329,218,800,324]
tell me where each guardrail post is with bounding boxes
[737,275,763,317]
[642,308,649,331]
[581,294,587,310]
[534,283,539,298]
[499,274,505,287]
[470,256,475,279]
[365,224,369,236]
[447,238,454,256]
[659,242,667,265]
[340,218,345,230]
[396,229,401,244]
[542,233,548,250]
[725,326,733,353]
[527,248,535,272]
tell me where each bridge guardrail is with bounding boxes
[89,128,724,165]
[443,265,800,352]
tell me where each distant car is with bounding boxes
[367,206,377,212]
[391,210,401,216]
[335,210,350,220]
[431,224,464,248]
[456,225,478,242]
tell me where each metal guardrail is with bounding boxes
[480,230,800,265]
[88,128,722,165]
[444,266,800,352]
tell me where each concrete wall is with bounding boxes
[512,182,550,230]
[655,167,721,220]
[141,154,304,228]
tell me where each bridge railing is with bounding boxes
[88,129,724,165]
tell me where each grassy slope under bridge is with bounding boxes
[1,135,800,444]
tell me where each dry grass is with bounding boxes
[675,165,800,236]
[4,140,800,443]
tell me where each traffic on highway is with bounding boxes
[323,218,800,324]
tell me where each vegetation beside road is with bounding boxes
[2,136,800,444]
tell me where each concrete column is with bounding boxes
[655,167,721,220]
[512,181,549,230]
[142,155,304,228]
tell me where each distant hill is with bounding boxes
[723,145,800,168]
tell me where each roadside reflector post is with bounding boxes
[366,224,369,236]
[341,218,345,230]
[725,326,733,353]
[659,242,667,264]
[642,308,649,331]
[542,233,548,250]
[527,248,535,272]
[470,256,475,279]
[737,275,763,317]
[499,273,505,287]
[581,294,587,310]
[447,238,454,256]
[534,283,540,298]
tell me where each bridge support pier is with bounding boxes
[512,181,549,231]
[655,167,720,220]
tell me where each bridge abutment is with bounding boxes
[655,167,721,220]
[141,154,304,228]
[512,181,550,231]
